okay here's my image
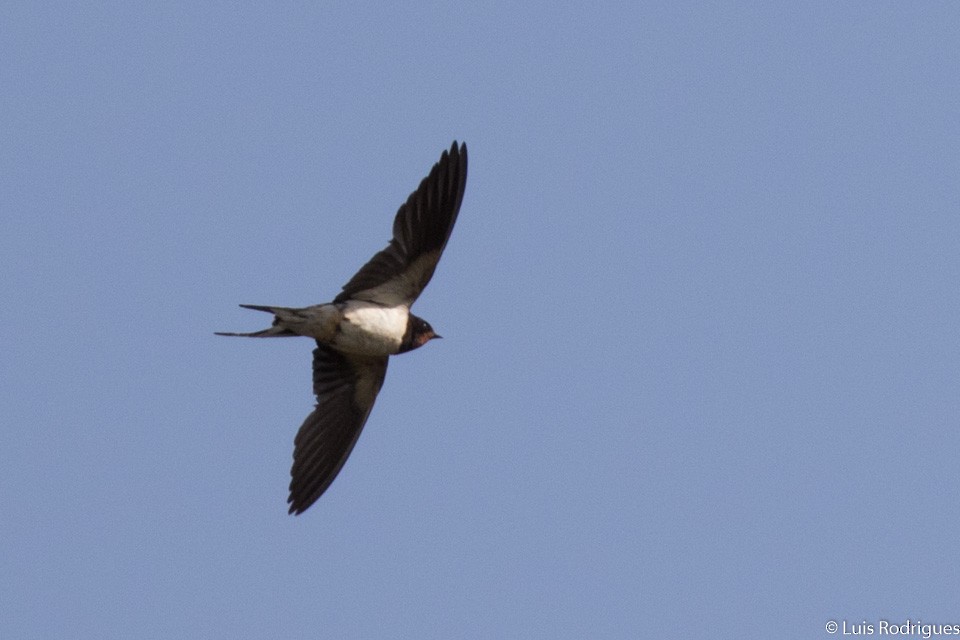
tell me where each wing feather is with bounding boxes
[334,141,467,307]
[287,343,388,514]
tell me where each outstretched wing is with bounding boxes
[287,343,388,515]
[334,141,468,308]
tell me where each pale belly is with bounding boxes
[333,302,409,356]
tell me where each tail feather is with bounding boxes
[215,327,296,337]
[238,304,282,313]
[215,304,298,338]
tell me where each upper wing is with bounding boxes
[334,141,468,307]
[287,343,388,515]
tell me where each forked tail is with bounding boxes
[215,304,298,337]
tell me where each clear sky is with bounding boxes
[3,3,959,639]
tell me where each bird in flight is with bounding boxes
[218,142,467,514]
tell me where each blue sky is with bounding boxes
[3,3,959,638]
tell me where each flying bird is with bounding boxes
[218,142,467,514]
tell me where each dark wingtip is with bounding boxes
[449,140,467,164]
[288,493,315,516]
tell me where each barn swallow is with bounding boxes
[218,142,467,514]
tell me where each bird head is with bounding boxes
[400,315,442,353]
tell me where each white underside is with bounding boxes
[333,302,409,356]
